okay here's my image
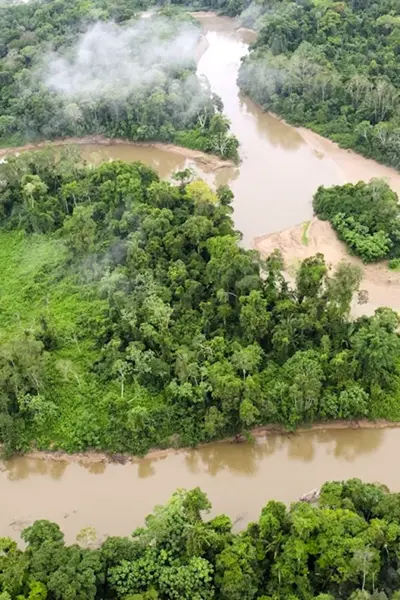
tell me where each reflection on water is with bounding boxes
[1,427,394,542]
[284,428,385,463]
[80,145,188,177]
[79,460,107,475]
[0,16,395,545]
[5,457,68,481]
[195,17,343,244]
[183,438,272,476]
[239,94,304,151]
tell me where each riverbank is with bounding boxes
[3,14,400,544]
[6,418,400,468]
[255,217,400,316]
[297,126,400,198]
[0,135,233,170]
[248,109,400,316]
[252,106,400,196]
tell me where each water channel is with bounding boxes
[2,14,400,543]
[2,427,400,543]
[59,15,347,246]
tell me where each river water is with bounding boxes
[2,427,400,543]
[2,15,400,543]
[74,15,346,246]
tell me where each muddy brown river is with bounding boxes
[2,427,400,543]
[64,15,346,246]
[2,15,400,543]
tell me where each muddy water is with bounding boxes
[45,15,344,246]
[2,16,400,542]
[195,16,344,244]
[78,143,234,190]
[2,426,399,542]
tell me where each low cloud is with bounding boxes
[43,17,201,101]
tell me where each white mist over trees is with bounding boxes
[0,0,239,159]
[237,0,400,169]
[44,18,200,101]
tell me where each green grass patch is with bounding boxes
[0,231,67,334]
[0,231,117,451]
[388,258,400,271]
[301,221,310,246]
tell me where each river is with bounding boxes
[2,14,400,543]
[2,427,399,543]
[54,15,347,246]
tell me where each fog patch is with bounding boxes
[43,17,201,102]
[237,0,281,30]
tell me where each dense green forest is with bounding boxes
[238,0,400,168]
[0,0,238,159]
[1,149,400,456]
[167,0,251,17]
[4,480,400,600]
[313,179,400,263]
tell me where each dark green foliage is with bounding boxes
[0,149,400,456]
[4,481,400,599]
[238,0,400,168]
[159,0,254,18]
[0,0,238,160]
[313,179,400,262]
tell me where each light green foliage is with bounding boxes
[301,221,310,246]
[0,150,400,454]
[185,181,218,205]
[313,180,400,262]
[388,258,400,271]
[238,0,400,168]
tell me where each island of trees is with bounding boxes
[238,0,400,169]
[313,179,400,263]
[0,149,400,456]
[2,480,400,600]
[0,0,238,160]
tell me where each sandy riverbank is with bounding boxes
[254,217,400,316]
[0,136,233,170]
[4,418,399,468]
[250,110,400,317]
[298,127,400,197]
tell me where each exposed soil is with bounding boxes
[7,418,399,467]
[254,217,400,316]
[0,135,233,169]
[298,127,400,198]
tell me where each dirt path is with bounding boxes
[255,217,400,316]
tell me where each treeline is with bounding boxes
[0,150,400,455]
[313,179,400,263]
[164,0,260,21]
[167,0,251,18]
[0,0,238,159]
[238,0,400,169]
[4,480,400,600]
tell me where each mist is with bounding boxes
[236,0,280,30]
[43,16,201,102]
